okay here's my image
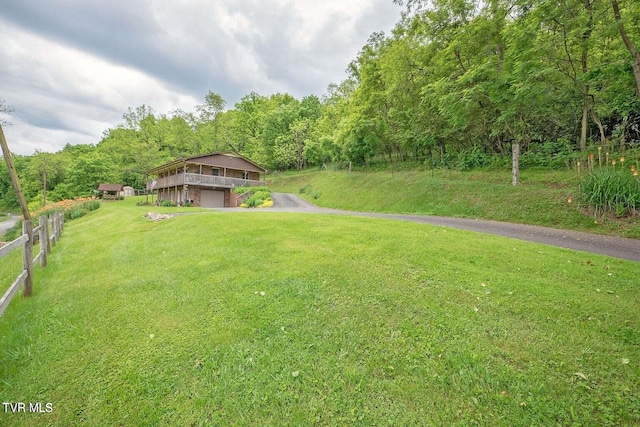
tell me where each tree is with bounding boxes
[195,91,226,151]
[611,0,640,99]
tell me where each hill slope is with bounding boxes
[268,167,640,239]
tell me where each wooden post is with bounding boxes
[512,142,520,186]
[50,214,57,247]
[39,216,48,267]
[22,220,34,297]
[0,125,32,222]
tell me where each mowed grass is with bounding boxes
[267,167,640,239]
[0,198,639,426]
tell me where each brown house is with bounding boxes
[146,151,267,208]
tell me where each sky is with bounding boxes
[0,0,402,156]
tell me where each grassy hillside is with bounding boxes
[267,167,640,239]
[0,198,639,426]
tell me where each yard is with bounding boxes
[0,197,638,425]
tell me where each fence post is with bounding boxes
[50,215,56,248]
[45,216,52,254]
[22,220,34,297]
[39,215,48,268]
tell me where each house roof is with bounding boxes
[98,183,123,192]
[145,151,267,175]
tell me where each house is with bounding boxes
[145,151,267,208]
[97,183,123,200]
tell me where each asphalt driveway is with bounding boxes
[0,214,19,238]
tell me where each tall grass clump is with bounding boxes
[581,164,639,217]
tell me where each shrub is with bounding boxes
[455,145,492,170]
[160,200,175,207]
[581,166,640,217]
[245,189,272,207]
[234,186,270,195]
[299,184,312,194]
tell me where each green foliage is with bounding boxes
[3,0,640,212]
[581,167,640,217]
[245,190,272,208]
[233,186,270,195]
[234,186,272,208]
[299,184,312,194]
[160,200,175,207]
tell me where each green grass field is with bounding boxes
[1,197,639,426]
[267,167,640,239]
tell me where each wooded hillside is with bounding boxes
[1,0,638,210]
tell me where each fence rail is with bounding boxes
[0,212,64,317]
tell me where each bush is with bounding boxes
[245,189,272,207]
[299,184,312,194]
[455,145,493,170]
[234,186,270,195]
[581,166,640,217]
[160,200,175,207]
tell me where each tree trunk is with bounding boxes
[580,0,593,151]
[581,85,589,151]
[512,143,520,186]
[611,0,640,98]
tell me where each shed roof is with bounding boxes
[98,183,123,192]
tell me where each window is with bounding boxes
[212,168,220,176]
[242,171,249,180]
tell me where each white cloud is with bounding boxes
[0,22,200,154]
[0,0,401,155]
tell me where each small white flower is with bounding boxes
[622,358,630,365]
[291,371,299,377]
[260,291,265,296]
[149,334,155,339]
[474,307,479,313]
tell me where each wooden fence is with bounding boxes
[0,212,64,317]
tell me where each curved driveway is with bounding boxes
[231,193,639,262]
[0,214,19,238]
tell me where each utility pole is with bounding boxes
[1,124,34,297]
[42,154,47,208]
[0,125,30,220]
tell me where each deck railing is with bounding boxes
[152,173,265,189]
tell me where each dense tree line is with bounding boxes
[1,0,639,210]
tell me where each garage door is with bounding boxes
[201,190,225,207]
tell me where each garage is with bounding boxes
[200,190,225,208]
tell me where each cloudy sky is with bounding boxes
[0,0,402,155]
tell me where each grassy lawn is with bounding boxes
[267,167,640,239]
[0,197,639,426]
